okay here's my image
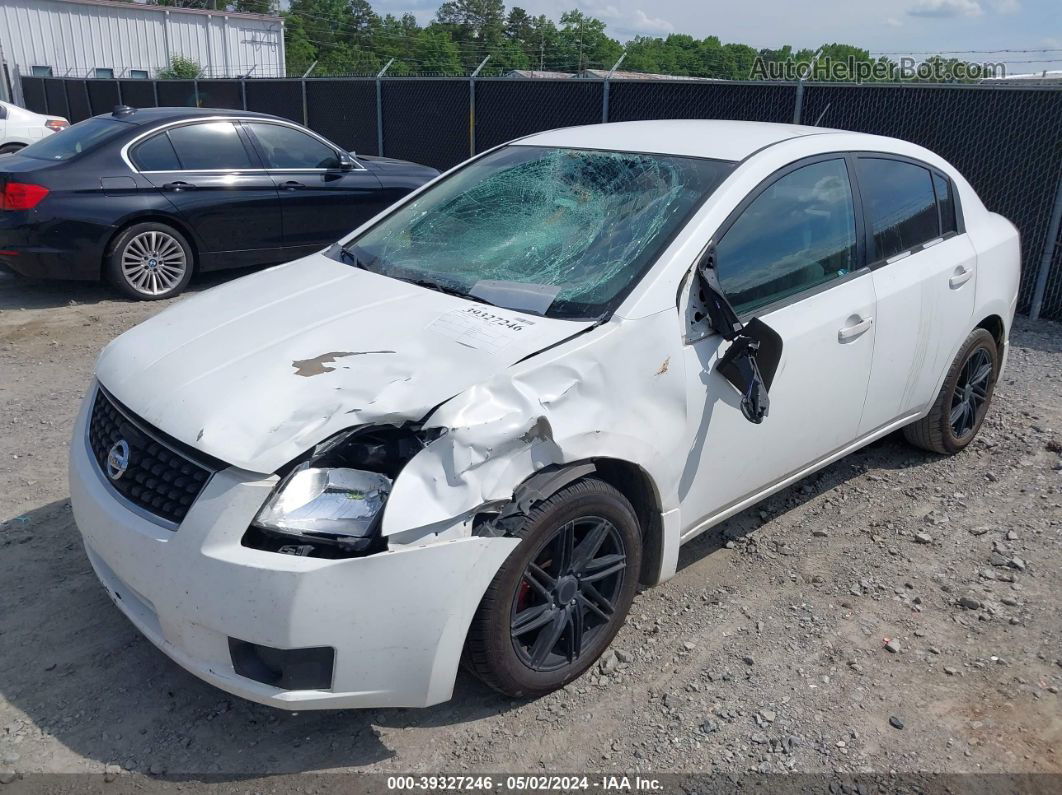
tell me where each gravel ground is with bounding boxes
[0,269,1060,782]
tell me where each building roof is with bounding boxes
[516,120,838,162]
[48,0,282,23]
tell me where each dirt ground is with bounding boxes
[1,267,1060,782]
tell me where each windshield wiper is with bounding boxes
[337,244,372,271]
[403,276,493,304]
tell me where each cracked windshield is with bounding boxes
[342,145,733,319]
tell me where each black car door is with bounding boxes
[241,121,387,253]
[130,120,285,267]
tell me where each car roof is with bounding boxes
[515,119,858,162]
[94,106,285,127]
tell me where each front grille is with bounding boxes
[87,388,214,526]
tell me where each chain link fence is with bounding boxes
[16,73,1062,320]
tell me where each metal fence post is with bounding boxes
[792,80,805,124]
[376,58,394,157]
[193,79,199,107]
[469,56,490,157]
[240,76,247,110]
[301,78,308,127]
[1029,173,1062,321]
[601,52,626,123]
[116,78,123,106]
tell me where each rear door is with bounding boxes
[855,156,976,434]
[130,120,285,266]
[241,121,386,252]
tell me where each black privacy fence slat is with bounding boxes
[475,79,604,152]
[14,75,1062,320]
[86,80,120,116]
[307,80,377,154]
[118,80,156,108]
[245,79,303,124]
[155,80,197,107]
[43,79,70,120]
[64,80,92,123]
[21,77,47,113]
[608,81,797,123]
[382,80,468,170]
[800,84,1062,316]
[195,80,242,111]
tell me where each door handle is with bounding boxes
[162,181,196,191]
[949,266,973,289]
[279,180,305,190]
[838,315,873,342]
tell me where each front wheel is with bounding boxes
[465,478,642,698]
[105,222,193,300]
[903,328,999,455]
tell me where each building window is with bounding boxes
[130,69,149,79]
[94,68,115,79]
[31,66,54,77]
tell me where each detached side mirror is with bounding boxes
[695,247,783,424]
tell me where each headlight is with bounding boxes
[252,464,391,551]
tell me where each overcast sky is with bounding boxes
[365,0,1062,74]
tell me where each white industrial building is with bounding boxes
[1,0,286,102]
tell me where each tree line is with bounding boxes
[127,0,988,81]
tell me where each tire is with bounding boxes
[104,222,194,300]
[465,478,642,698]
[0,143,25,155]
[903,328,999,455]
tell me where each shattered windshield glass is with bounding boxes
[340,146,733,319]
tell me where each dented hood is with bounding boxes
[95,254,593,473]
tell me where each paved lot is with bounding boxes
[1,268,1060,780]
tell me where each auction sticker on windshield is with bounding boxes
[426,307,536,353]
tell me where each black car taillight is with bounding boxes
[0,182,49,211]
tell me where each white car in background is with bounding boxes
[0,100,68,154]
[69,120,1020,710]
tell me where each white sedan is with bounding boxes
[0,99,68,154]
[69,120,1019,709]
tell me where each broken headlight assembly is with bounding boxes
[243,426,439,558]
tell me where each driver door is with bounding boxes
[678,156,877,534]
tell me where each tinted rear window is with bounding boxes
[20,117,127,161]
[858,158,939,261]
[934,173,957,235]
[131,133,182,171]
[166,122,254,170]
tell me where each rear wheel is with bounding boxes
[105,222,193,300]
[903,328,999,455]
[0,143,26,155]
[465,478,641,698]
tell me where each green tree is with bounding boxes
[156,55,202,79]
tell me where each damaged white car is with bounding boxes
[70,120,1020,709]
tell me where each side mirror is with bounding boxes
[696,248,783,424]
[338,154,356,171]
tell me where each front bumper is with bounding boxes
[68,391,519,709]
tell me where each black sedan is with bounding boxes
[0,106,439,299]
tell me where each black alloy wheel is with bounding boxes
[510,516,627,672]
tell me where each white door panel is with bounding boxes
[859,234,977,433]
[679,272,876,532]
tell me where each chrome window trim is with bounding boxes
[121,116,366,174]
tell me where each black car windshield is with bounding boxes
[20,117,128,161]
[342,145,733,319]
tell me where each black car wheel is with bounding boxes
[465,478,641,698]
[903,328,999,455]
[105,222,194,300]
